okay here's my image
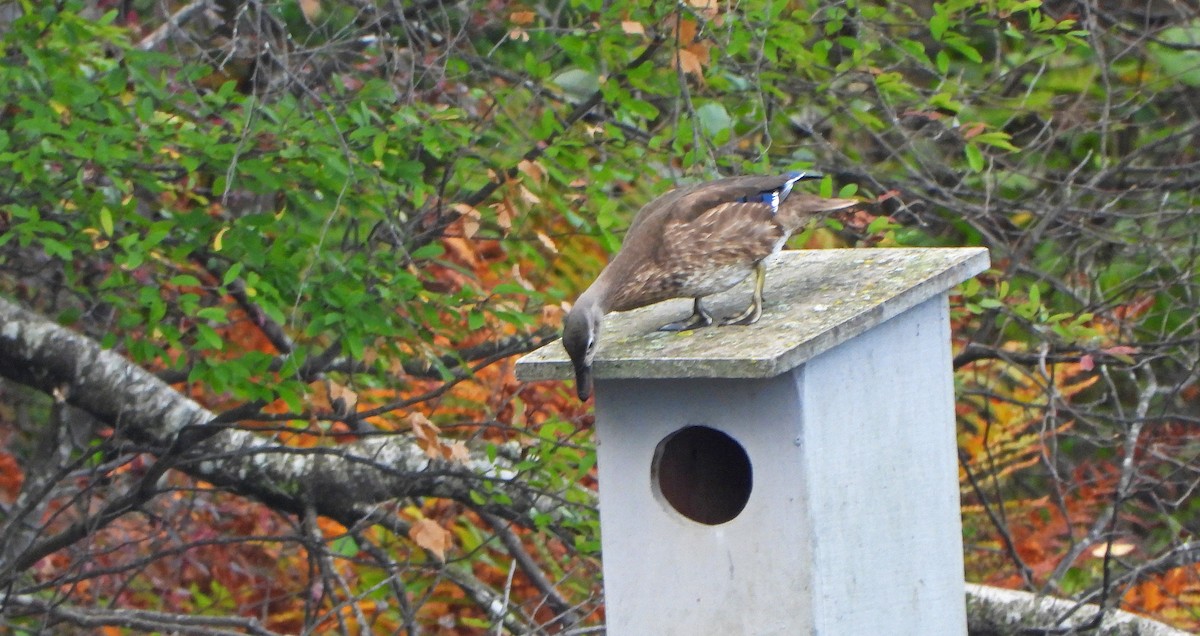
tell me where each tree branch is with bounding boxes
[137,0,214,51]
[408,33,666,250]
[0,296,572,537]
[1,594,278,636]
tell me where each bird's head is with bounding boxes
[562,300,603,401]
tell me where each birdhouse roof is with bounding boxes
[517,247,990,382]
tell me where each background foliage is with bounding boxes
[0,0,1198,632]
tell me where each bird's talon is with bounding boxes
[659,317,710,332]
[659,298,713,332]
[720,313,761,327]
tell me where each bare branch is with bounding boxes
[0,296,574,534]
[137,0,215,51]
[2,594,279,636]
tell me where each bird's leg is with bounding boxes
[722,262,766,326]
[659,297,714,332]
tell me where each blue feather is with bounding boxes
[738,171,815,214]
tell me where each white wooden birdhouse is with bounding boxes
[517,247,989,634]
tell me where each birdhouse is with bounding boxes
[517,247,989,634]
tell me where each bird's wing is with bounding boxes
[658,200,785,267]
[650,174,834,263]
[627,174,807,236]
[604,201,782,311]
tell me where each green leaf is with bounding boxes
[410,243,444,260]
[965,143,985,172]
[99,207,113,237]
[696,102,732,136]
[371,132,387,161]
[945,38,983,63]
[866,216,896,234]
[330,536,359,557]
[195,324,224,350]
[1060,567,1090,595]
[625,98,660,120]
[962,277,981,297]
[930,12,949,41]
[222,262,244,286]
[973,131,1020,152]
[170,275,203,287]
[552,68,600,102]
[196,307,227,322]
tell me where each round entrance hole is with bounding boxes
[651,426,752,525]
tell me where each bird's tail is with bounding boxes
[777,194,858,233]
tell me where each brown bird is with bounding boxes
[562,171,857,400]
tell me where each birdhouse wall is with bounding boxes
[592,295,966,635]
[798,294,966,634]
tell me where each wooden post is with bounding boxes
[517,248,989,634]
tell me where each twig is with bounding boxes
[960,449,1037,589]
[479,510,580,627]
[137,0,213,51]
[409,33,667,250]
[1,593,278,636]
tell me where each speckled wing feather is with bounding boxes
[625,174,802,236]
[607,201,781,311]
[660,200,783,266]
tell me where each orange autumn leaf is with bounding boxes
[542,302,564,327]
[442,440,470,463]
[517,159,545,183]
[1015,536,1046,565]
[621,20,645,35]
[535,231,558,254]
[677,18,698,44]
[409,518,451,560]
[676,48,704,78]
[677,48,702,75]
[518,184,541,205]
[510,263,535,290]
[299,0,321,22]
[509,11,535,25]
[0,452,23,500]
[960,122,986,139]
[317,517,348,539]
[453,203,482,239]
[408,412,442,459]
[686,0,719,18]
[442,237,480,267]
[494,199,515,234]
[326,380,358,417]
[1163,566,1187,595]
[1139,580,1165,612]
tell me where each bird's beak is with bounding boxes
[573,362,593,401]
